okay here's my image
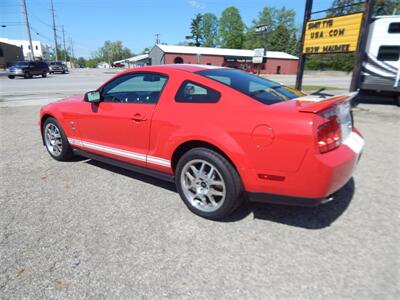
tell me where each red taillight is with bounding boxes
[317,116,341,153]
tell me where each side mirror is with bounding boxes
[85,91,101,103]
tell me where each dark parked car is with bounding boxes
[7,61,49,79]
[49,61,68,74]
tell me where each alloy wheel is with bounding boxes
[180,159,226,212]
[44,123,63,157]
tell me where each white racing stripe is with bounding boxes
[68,138,170,167]
[343,132,364,154]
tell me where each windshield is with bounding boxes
[50,62,62,65]
[196,69,304,105]
[14,61,28,67]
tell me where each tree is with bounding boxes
[85,58,99,68]
[375,0,399,15]
[244,7,298,55]
[328,0,399,16]
[201,13,219,47]
[49,47,72,62]
[96,40,132,64]
[219,7,245,49]
[327,0,363,16]
[186,13,204,47]
[77,57,86,67]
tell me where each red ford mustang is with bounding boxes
[40,65,364,219]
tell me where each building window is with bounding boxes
[174,56,184,64]
[377,46,400,61]
[388,23,400,33]
[175,80,220,103]
[28,45,30,49]
[35,45,38,50]
[0,47,3,57]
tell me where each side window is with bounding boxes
[102,73,167,104]
[377,46,400,61]
[388,23,400,33]
[175,81,220,103]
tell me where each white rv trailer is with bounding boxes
[361,15,400,104]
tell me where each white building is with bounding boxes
[96,61,110,68]
[113,54,150,68]
[0,38,51,60]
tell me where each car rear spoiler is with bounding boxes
[296,92,357,113]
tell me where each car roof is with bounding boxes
[127,64,227,73]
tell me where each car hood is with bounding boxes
[56,94,85,103]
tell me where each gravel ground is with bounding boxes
[1,99,399,299]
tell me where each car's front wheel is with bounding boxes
[42,117,73,161]
[8,75,15,79]
[42,71,47,78]
[175,148,243,220]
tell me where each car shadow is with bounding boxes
[86,159,177,192]
[225,178,355,229]
[85,159,354,228]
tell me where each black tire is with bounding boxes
[24,71,31,79]
[396,95,400,107]
[175,148,243,220]
[62,70,66,74]
[42,117,74,161]
[8,75,15,79]
[42,71,47,78]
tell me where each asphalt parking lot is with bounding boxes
[0,70,399,299]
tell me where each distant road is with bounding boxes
[0,69,118,107]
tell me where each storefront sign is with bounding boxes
[303,12,363,54]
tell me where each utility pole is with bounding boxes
[69,37,75,68]
[350,0,376,92]
[21,0,35,60]
[155,33,160,45]
[295,0,313,91]
[62,25,67,62]
[50,0,59,61]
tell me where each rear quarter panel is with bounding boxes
[148,70,314,189]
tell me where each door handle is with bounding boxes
[131,113,147,122]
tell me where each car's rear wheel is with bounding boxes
[42,71,47,78]
[175,148,243,220]
[42,117,73,161]
[24,71,31,79]
[8,75,15,79]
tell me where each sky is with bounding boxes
[1,0,334,58]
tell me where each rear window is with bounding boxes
[196,69,304,105]
[175,81,220,103]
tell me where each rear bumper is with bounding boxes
[248,192,334,207]
[244,131,364,202]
